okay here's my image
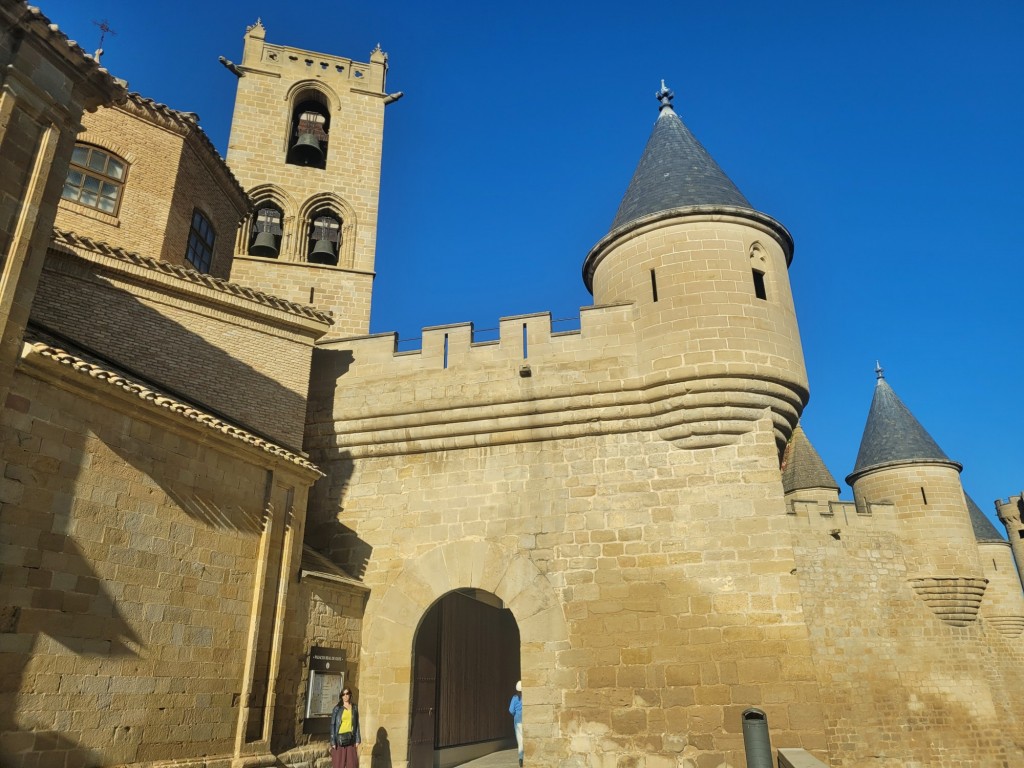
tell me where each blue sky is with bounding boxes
[46,1,1024,527]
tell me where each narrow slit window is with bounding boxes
[752,269,767,300]
[522,323,528,359]
[921,487,928,505]
[443,333,449,370]
[650,269,659,302]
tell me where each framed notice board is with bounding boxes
[303,646,346,734]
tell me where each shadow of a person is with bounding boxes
[370,727,391,768]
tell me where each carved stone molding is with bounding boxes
[984,616,1024,638]
[909,577,988,627]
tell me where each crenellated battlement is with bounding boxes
[317,303,635,373]
[305,297,803,456]
[787,497,898,533]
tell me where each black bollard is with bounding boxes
[741,707,773,768]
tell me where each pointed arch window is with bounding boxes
[308,212,340,266]
[287,96,330,169]
[249,204,283,258]
[61,144,127,215]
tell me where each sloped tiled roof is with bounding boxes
[23,330,322,477]
[850,375,954,478]
[966,494,1005,542]
[52,228,333,325]
[610,90,752,233]
[782,424,840,493]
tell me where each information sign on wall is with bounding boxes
[305,646,346,722]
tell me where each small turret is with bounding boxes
[994,493,1024,586]
[969,494,1024,637]
[847,367,986,625]
[582,83,807,451]
[782,423,840,504]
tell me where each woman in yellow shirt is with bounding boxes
[330,688,361,768]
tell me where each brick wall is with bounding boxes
[31,247,326,450]
[54,101,247,279]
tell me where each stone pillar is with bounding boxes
[0,1,124,407]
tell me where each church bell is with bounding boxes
[250,230,279,257]
[309,238,336,265]
[291,132,324,166]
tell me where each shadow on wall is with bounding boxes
[305,347,374,580]
[371,727,392,768]
[32,252,312,452]
[0,280,322,765]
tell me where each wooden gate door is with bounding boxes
[408,606,439,768]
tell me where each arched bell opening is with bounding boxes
[249,204,284,258]
[286,96,330,169]
[409,589,521,768]
[308,211,341,266]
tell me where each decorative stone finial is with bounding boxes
[246,18,266,38]
[875,361,885,380]
[656,80,675,113]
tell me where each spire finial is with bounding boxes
[875,360,885,380]
[656,80,675,113]
[91,18,115,63]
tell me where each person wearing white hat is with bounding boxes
[508,680,523,766]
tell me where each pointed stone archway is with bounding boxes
[356,540,568,768]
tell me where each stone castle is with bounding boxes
[1,3,1023,767]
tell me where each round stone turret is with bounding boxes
[848,371,985,622]
[583,85,807,451]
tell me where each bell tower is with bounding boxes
[223,20,399,338]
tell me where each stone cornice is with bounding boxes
[51,229,334,331]
[308,373,804,456]
[583,205,794,292]
[845,457,964,487]
[21,336,323,480]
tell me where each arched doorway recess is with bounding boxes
[410,589,519,767]
[358,540,568,768]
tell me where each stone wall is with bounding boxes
[791,525,1024,767]
[272,570,367,754]
[0,0,123,406]
[231,256,373,339]
[0,367,263,766]
[306,298,830,767]
[305,418,827,768]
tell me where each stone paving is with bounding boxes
[453,747,520,768]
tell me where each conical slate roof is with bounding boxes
[782,424,840,493]
[851,371,953,478]
[610,84,752,232]
[965,494,1005,542]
